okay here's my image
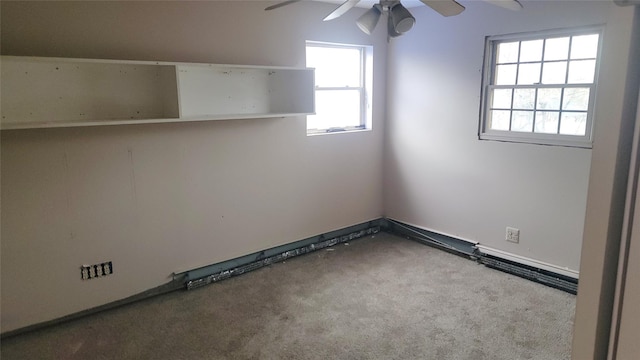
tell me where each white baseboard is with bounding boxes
[476,245,579,279]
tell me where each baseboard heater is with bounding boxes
[477,254,578,294]
[183,221,382,290]
[383,219,478,258]
[185,218,579,294]
[383,218,578,294]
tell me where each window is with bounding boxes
[306,41,372,134]
[480,27,602,148]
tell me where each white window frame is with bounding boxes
[479,26,603,148]
[305,41,373,135]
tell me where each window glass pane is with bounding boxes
[563,88,590,111]
[489,110,511,131]
[560,112,588,136]
[570,34,599,59]
[567,60,596,84]
[517,63,541,85]
[307,90,361,129]
[519,40,543,62]
[534,111,559,133]
[306,46,361,87]
[544,37,570,61]
[491,88,512,108]
[513,88,535,109]
[541,61,567,84]
[512,111,534,132]
[537,88,562,110]
[495,64,517,85]
[497,41,519,64]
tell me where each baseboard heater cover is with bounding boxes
[477,253,578,294]
[383,218,478,258]
[383,219,578,294]
[184,224,382,290]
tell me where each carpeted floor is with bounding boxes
[1,232,576,359]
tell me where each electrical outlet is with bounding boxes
[81,261,113,280]
[81,266,90,280]
[506,227,520,243]
[103,262,112,275]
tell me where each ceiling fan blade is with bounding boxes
[323,0,361,21]
[419,0,465,17]
[265,0,303,11]
[482,0,523,11]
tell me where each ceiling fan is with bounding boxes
[265,0,523,37]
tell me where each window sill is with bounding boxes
[307,127,371,136]
[479,132,593,148]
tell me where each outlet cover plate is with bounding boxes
[506,227,520,243]
[81,261,113,280]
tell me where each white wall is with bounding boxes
[385,0,633,273]
[0,1,387,332]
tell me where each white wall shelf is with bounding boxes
[0,56,315,130]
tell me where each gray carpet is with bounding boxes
[1,232,576,359]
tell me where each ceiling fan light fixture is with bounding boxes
[356,4,383,35]
[390,3,415,34]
